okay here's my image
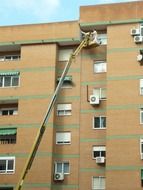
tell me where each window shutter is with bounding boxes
[94,61,107,73]
[59,49,73,61]
[57,104,71,110]
[100,177,105,189]
[94,62,103,73]
[56,132,71,143]
[93,177,100,189]
[64,104,71,110]
[92,177,105,189]
[93,146,106,151]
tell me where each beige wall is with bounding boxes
[106,21,143,189]
[0,21,79,42]
[0,43,57,187]
[80,1,143,23]
[1,1,143,190]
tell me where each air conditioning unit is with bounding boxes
[90,95,100,105]
[96,157,105,164]
[137,54,143,62]
[134,36,143,43]
[54,172,64,181]
[131,28,140,36]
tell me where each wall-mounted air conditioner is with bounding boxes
[96,157,105,164]
[130,28,140,36]
[90,95,100,105]
[54,173,64,181]
[134,36,143,43]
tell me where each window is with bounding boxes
[57,76,72,88]
[140,25,143,36]
[0,108,18,116]
[140,108,143,124]
[92,176,105,190]
[93,88,107,100]
[97,33,107,45]
[0,55,20,62]
[140,79,143,95]
[93,116,106,129]
[0,72,20,88]
[56,132,71,144]
[0,100,18,116]
[94,61,107,73]
[141,169,143,186]
[92,146,106,159]
[0,128,17,144]
[58,49,73,61]
[0,157,15,174]
[140,139,143,159]
[54,161,69,174]
[57,104,72,116]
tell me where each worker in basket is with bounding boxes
[81,30,101,46]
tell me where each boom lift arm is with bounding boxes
[15,31,100,190]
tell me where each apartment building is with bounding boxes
[0,1,143,190]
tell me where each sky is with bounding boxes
[0,0,139,26]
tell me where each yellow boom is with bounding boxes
[15,31,100,190]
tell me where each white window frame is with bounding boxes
[0,156,15,174]
[93,61,107,73]
[0,55,20,62]
[0,108,18,116]
[140,139,143,155]
[0,75,20,88]
[97,33,107,45]
[54,161,70,175]
[57,103,72,116]
[140,79,143,95]
[92,146,106,159]
[56,131,71,144]
[92,176,105,190]
[140,108,143,124]
[93,116,106,129]
[93,88,107,100]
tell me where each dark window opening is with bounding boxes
[0,101,18,116]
